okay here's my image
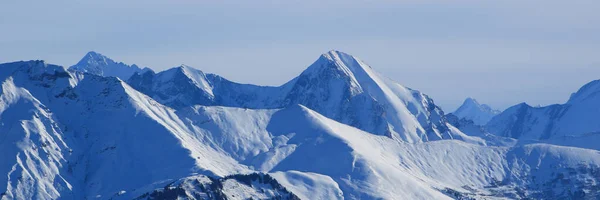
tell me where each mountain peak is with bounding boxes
[77,51,112,66]
[294,51,365,99]
[174,64,201,73]
[463,97,478,105]
[453,97,500,125]
[69,51,149,80]
[317,50,371,71]
[84,50,103,57]
[145,64,215,106]
[168,64,208,78]
[321,50,349,59]
[568,79,600,104]
[176,64,191,69]
[296,50,374,94]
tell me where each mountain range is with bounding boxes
[1,51,599,199]
[485,80,600,150]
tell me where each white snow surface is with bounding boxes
[270,171,344,200]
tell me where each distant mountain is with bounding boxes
[69,51,152,80]
[486,79,600,143]
[452,97,500,125]
[2,53,600,199]
[129,50,466,143]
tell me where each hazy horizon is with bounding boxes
[2,0,599,111]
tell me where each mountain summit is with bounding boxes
[282,50,463,142]
[69,51,151,80]
[452,97,500,125]
[568,79,600,104]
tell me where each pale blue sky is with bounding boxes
[1,1,599,111]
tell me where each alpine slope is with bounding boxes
[0,51,598,200]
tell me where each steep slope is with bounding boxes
[129,50,458,143]
[269,171,344,200]
[0,77,74,200]
[69,51,151,80]
[486,103,557,140]
[0,61,80,200]
[0,61,325,199]
[265,105,456,199]
[452,98,500,125]
[126,65,216,108]
[280,51,454,142]
[175,105,277,163]
[263,105,600,199]
[2,59,600,200]
[62,76,251,199]
[173,103,600,199]
[487,79,600,142]
[127,65,288,109]
[568,79,600,104]
[0,61,249,199]
[176,104,458,199]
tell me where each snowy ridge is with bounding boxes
[0,61,81,199]
[1,53,600,199]
[128,50,457,143]
[264,105,600,199]
[568,79,600,104]
[127,65,216,108]
[452,97,500,125]
[269,171,343,200]
[0,77,72,199]
[0,61,247,199]
[282,51,452,142]
[173,103,600,199]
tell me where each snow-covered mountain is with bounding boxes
[69,51,152,80]
[129,50,462,143]
[1,52,600,200]
[0,60,243,199]
[486,79,600,145]
[452,97,500,126]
